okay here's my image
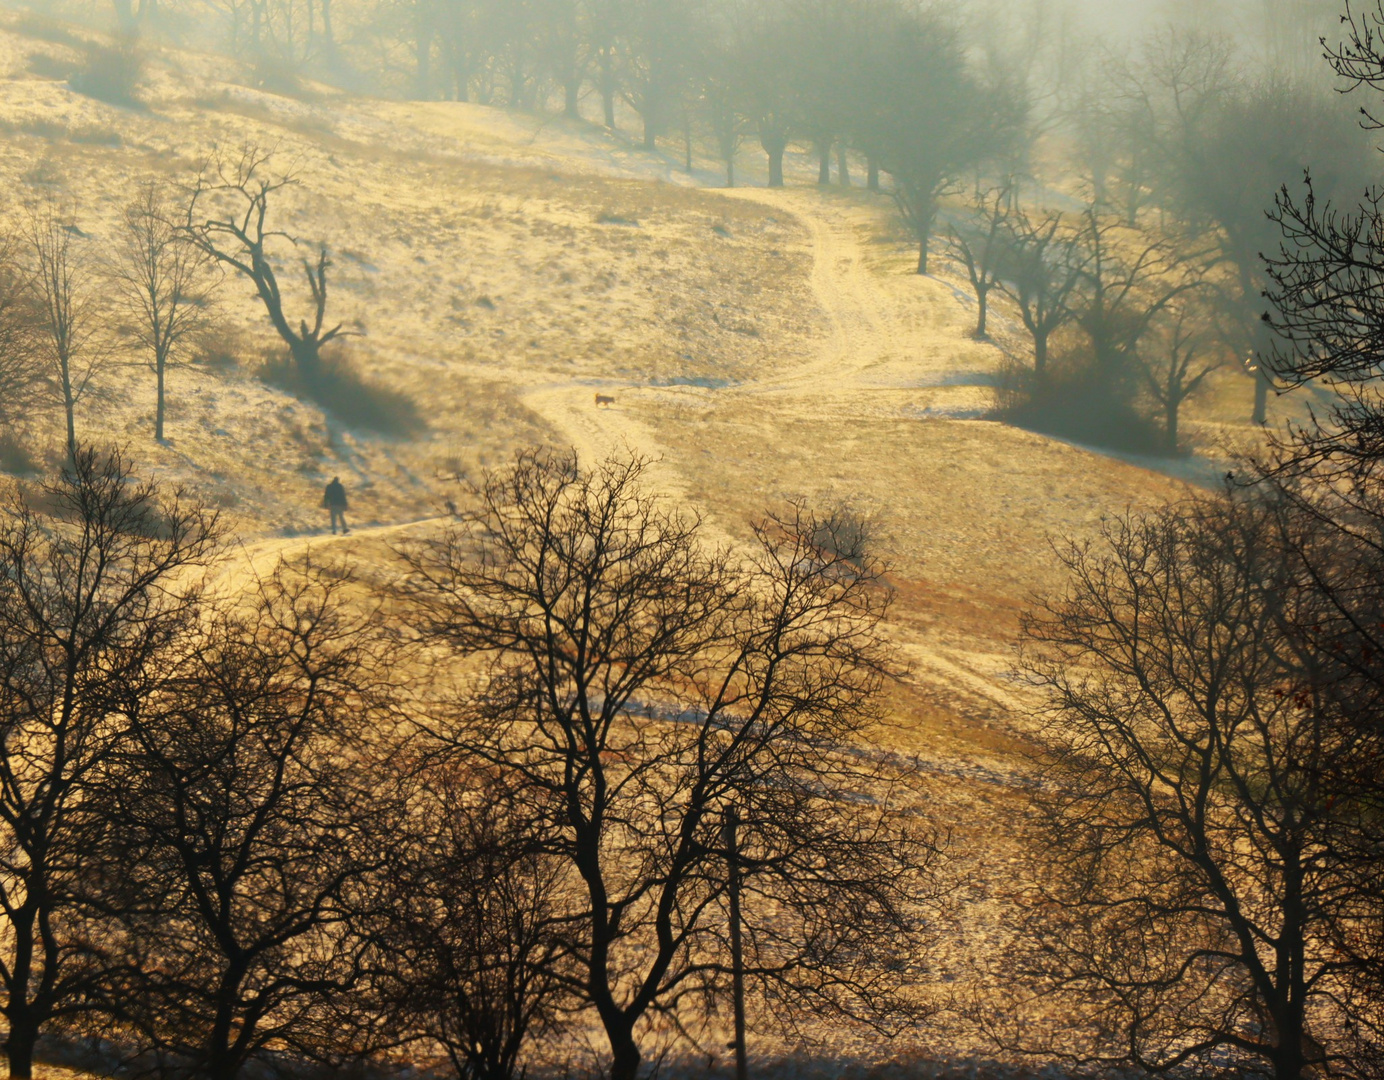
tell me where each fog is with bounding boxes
[0,0,1380,1079]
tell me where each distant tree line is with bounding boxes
[25,0,1377,448]
[990,9,1384,1076]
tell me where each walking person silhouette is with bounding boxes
[323,476,349,535]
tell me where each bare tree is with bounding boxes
[112,564,398,1080]
[1012,497,1384,1080]
[400,449,936,1080]
[110,181,218,443]
[861,8,1018,273]
[0,237,42,450]
[946,183,1013,339]
[0,447,219,1080]
[24,201,110,458]
[1069,202,1203,401]
[371,765,574,1080]
[995,207,1084,376]
[1138,299,1224,453]
[182,147,356,382]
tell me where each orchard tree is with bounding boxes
[864,9,1017,273]
[110,181,218,443]
[24,200,110,458]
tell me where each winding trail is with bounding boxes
[514,188,990,475]
[210,187,1021,721]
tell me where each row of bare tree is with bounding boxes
[4,149,362,455]
[0,443,937,1080]
[996,12,1384,1077]
[0,188,209,455]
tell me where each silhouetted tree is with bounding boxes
[0,448,218,1080]
[1014,496,1384,1080]
[371,766,573,1080]
[1172,78,1365,423]
[995,207,1084,376]
[946,184,1013,339]
[621,0,705,151]
[1068,202,1203,404]
[110,181,218,443]
[1137,299,1224,454]
[738,3,798,188]
[183,146,357,382]
[865,10,1012,273]
[24,200,109,458]
[400,450,936,1080]
[112,565,397,1080]
[0,238,42,449]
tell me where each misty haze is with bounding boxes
[0,0,1379,1078]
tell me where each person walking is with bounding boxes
[323,476,349,535]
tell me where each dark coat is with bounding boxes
[323,480,348,510]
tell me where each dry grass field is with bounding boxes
[0,11,1310,1068]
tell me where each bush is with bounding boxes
[248,53,308,98]
[809,501,878,568]
[0,432,40,477]
[991,350,1165,455]
[70,36,144,107]
[258,353,424,437]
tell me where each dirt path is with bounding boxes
[514,188,966,467]
[207,515,450,597]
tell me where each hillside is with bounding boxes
[0,11,1295,1066]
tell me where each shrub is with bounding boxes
[809,501,878,568]
[991,350,1165,455]
[0,432,40,477]
[70,36,144,107]
[248,53,307,98]
[27,53,74,82]
[258,353,424,437]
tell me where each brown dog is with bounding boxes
[595,393,616,408]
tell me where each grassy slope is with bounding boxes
[0,13,1298,1066]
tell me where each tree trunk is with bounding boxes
[59,354,76,457]
[1165,398,1179,454]
[608,1031,641,1080]
[837,143,850,187]
[765,138,785,188]
[916,231,929,275]
[726,811,748,1080]
[726,155,734,188]
[112,0,137,33]
[450,43,470,102]
[818,139,831,185]
[601,51,616,128]
[1253,368,1268,424]
[975,288,988,338]
[320,0,335,55]
[867,158,880,192]
[291,338,322,383]
[564,76,580,119]
[156,355,166,442]
[6,1017,36,1080]
[1034,333,1048,376]
[415,27,433,99]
